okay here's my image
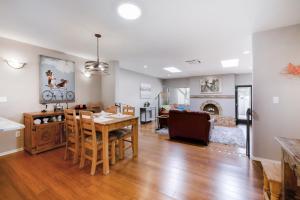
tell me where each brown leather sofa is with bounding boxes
[168,110,211,145]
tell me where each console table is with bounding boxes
[276,137,300,200]
[24,111,66,154]
[140,107,156,124]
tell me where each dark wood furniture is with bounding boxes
[156,115,169,129]
[24,111,66,154]
[276,137,300,200]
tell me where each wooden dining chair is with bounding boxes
[64,109,80,164]
[79,111,117,175]
[104,105,118,114]
[122,105,135,116]
[118,105,135,159]
[87,102,102,113]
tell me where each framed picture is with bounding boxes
[39,55,75,103]
[140,83,152,99]
[200,76,222,93]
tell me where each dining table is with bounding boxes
[76,113,139,175]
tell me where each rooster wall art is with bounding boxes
[282,63,300,76]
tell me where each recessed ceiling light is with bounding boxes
[221,59,239,68]
[243,50,251,55]
[144,65,148,69]
[163,67,182,73]
[118,3,141,20]
[167,74,171,77]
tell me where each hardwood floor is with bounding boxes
[0,123,263,200]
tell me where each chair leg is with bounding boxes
[90,147,98,175]
[73,142,79,164]
[79,146,85,169]
[119,140,125,160]
[111,141,116,165]
[64,140,69,161]
[130,135,134,154]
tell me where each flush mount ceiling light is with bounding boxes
[163,67,182,73]
[4,59,26,69]
[117,3,141,20]
[84,34,109,75]
[221,59,239,68]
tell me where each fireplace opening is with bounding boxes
[203,104,219,115]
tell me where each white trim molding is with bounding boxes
[0,148,24,157]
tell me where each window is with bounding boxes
[176,88,190,104]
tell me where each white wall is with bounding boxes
[101,60,119,108]
[116,68,163,117]
[235,73,252,85]
[253,24,300,160]
[0,37,101,153]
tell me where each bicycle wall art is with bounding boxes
[39,55,75,104]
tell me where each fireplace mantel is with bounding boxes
[190,95,235,99]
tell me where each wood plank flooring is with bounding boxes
[0,123,263,200]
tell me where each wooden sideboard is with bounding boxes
[24,111,66,154]
[276,137,300,200]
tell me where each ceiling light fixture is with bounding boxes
[185,59,202,64]
[84,34,109,75]
[4,59,26,69]
[163,67,182,73]
[221,59,239,68]
[144,65,148,69]
[83,70,91,78]
[118,3,141,20]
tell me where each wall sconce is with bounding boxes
[83,70,92,78]
[4,59,26,69]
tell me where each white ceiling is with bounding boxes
[0,0,300,78]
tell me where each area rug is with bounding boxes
[210,126,245,148]
[156,126,246,148]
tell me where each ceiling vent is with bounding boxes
[185,59,202,64]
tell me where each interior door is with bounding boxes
[235,85,252,124]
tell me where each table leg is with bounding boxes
[132,119,138,158]
[102,125,109,175]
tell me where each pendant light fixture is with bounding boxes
[84,34,109,75]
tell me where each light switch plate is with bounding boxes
[273,96,279,104]
[0,96,7,103]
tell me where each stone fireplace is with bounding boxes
[200,100,222,115]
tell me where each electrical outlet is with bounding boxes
[0,96,7,103]
[15,131,20,137]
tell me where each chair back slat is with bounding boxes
[122,105,135,116]
[104,105,118,114]
[64,109,78,138]
[79,111,97,144]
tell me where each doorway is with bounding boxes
[235,85,252,124]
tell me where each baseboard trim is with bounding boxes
[0,148,24,157]
[251,155,281,164]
